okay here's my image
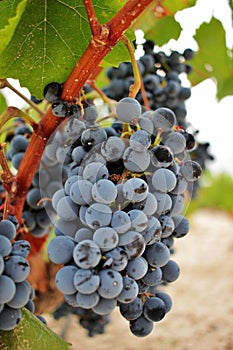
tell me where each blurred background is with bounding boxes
[0,1,233,349]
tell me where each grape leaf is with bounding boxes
[0,92,7,114]
[0,0,25,30]
[228,0,233,21]
[0,308,70,350]
[189,17,233,100]
[143,16,182,45]
[101,28,135,68]
[0,0,132,99]
[0,91,10,143]
[133,0,196,45]
[0,0,28,55]
[162,0,197,14]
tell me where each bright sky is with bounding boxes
[1,0,233,174]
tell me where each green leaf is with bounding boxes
[144,16,182,46]
[102,28,135,68]
[189,17,233,100]
[0,0,132,99]
[0,0,25,30]
[0,92,7,114]
[228,0,233,22]
[0,308,71,350]
[0,92,11,143]
[95,66,110,88]
[133,0,196,43]
[0,0,28,55]
[162,0,197,14]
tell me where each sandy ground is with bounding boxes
[45,209,233,350]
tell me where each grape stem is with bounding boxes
[86,81,117,115]
[96,112,116,124]
[0,144,17,218]
[121,35,141,98]
[174,157,184,166]
[139,69,151,110]
[151,128,163,147]
[0,79,44,117]
[0,106,38,131]
[2,192,12,220]
[0,143,14,189]
[87,80,114,104]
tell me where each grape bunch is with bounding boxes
[101,40,195,128]
[0,217,35,331]
[46,96,202,337]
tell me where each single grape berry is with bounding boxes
[52,100,69,117]
[180,160,202,181]
[151,107,177,132]
[44,82,63,103]
[116,97,141,123]
[143,297,166,322]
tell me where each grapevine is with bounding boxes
[0,0,231,349]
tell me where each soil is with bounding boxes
[45,209,233,350]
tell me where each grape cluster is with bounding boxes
[47,97,202,337]
[0,217,35,331]
[101,40,194,127]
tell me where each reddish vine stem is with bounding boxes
[13,0,154,222]
[0,146,12,180]
[62,0,154,100]
[15,109,60,217]
[0,144,17,219]
[3,193,12,220]
[89,65,103,81]
[0,144,14,192]
[84,0,102,37]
